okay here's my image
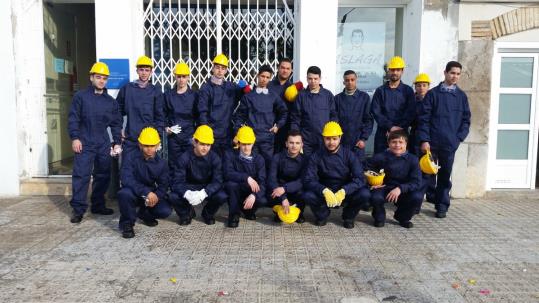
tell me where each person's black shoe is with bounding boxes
[399,221,414,228]
[70,213,83,224]
[141,218,158,227]
[315,219,327,226]
[178,217,192,226]
[435,212,446,218]
[91,207,114,215]
[203,217,215,225]
[122,224,135,238]
[343,220,354,229]
[296,213,305,224]
[227,215,240,228]
[190,207,196,219]
[273,213,281,223]
[244,213,257,220]
[374,221,385,228]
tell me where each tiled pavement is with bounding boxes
[0,194,538,302]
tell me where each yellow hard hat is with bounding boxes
[89,62,110,76]
[322,121,343,137]
[364,170,385,186]
[387,56,405,69]
[174,62,190,75]
[236,125,256,144]
[419,150,440,174]
[193,125,214,144]
[414,73,431,84]
[138,127,161,145]
[136,55,154,68]
[212,53,229,67]
[284,84,298,102]
[272,205,300,224]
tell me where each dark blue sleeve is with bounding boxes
[370,88,393,130]
[417,91,434,143]
[342,151,365,194]
[366,152,385,172]
[155,161,169,199]
[304,153,325,194]
[223,152,249,183]
[457,93,471,142]
[205,153,224,196]
[232,95,249,133]
[329,92,338,122]
[290,94,302,131]
[172,154,189,196]
[121,161,152,198]
[154,89,165,135]
[68,93,82,140]
[110,99,122,145]
[397,87,417,129]
[274,96,288,129]
[197,83,211,126]
[164,92,174,127]
[267,154,280,192]
[399,156,422,193]
[254,156,266,200]
[116,86,127,117]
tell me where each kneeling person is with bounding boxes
[303,121,370,228]
[169,125,227,225]
[268,130,307,224]
[224,126,267,228]
[118,127,172,238]
[367,130,422,228]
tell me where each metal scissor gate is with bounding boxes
[143,0,295,90]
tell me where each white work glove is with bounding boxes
[191,189,208,206]
[170,125,182,134]
[110,145,123,157]
[183,190,197,205]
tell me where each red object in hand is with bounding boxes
[294,81,304,90]
[243,85,252,93]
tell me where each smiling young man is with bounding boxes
[417,61,471,218]
[68,62,122,224]
[268,58,294,152]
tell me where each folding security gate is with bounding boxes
[143,0,295,90]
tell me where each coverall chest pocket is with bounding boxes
[254,100,273,113]
[142,100,154,119]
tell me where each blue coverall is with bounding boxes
[290,86,337,156]
[334,89,374,163]
[223,150,267,218]
[117,82,165,166]
[303,147,370,222]
[168,149,227,221]
[198,79,242,156]
[117,152,172,228]
[417,83,471,213]
[370,82,415,153]
[367,150,423,224]
[267,151,307,212]
[163,87,198,170]
[68,86,122,216]
[233,89,288,168]
[268,78,293,152]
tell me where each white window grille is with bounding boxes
[143,0,295,91]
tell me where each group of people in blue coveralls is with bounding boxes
[67,53,471,238]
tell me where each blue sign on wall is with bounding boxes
[99,59,130,89]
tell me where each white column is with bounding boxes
[401,0,423,84]
[295,0,339,93]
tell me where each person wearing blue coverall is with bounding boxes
[169,125,228,226]
[224,126,267,228]
[117,56,165,167]
[164,62,198,172]
[370,56,415,154]
[198,54,247,156]
[268,58,293,152]
[334,70,373,163]
[290,66,337,156]
[233,64,288,169]
[68,62,122,224]
[417,61,471,218]
[303,121,370,228]
[117,127,172,238]
[267,130,307,224]
[367,130,423,228]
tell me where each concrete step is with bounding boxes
[484,189,539,200]
[20,177,72,196]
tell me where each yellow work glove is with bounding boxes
[322,188,337,207]
[335,189,346,206]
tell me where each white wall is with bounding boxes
[401,0,422,85]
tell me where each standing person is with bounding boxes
[233,64,288,169]
[164,62,198,171]
[370,56,415,153]
[268,58,293,151]
[169,125,228,226]
[303,122,370,228]
[417,61,471,218]
[117,127,172,238]
[224,126,267,228]
[68,62,122,223]
[267,130,307,224]
[367,130,422,228]
[117,55,165,167]
[334,70,373,163]
[290,66,337,156]
[198,54,247,156]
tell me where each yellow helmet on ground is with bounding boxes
[272,205,300,224]
[89,62,110,76]
[236,126,256,144]
[138,127,161,145]
[322,121,343,137]
[364,170,385,186]
[174,62,190,75]
[136,55,154,68]
[193,125,214,144]
[387,56,405,69]
[414,73,431,84]
[419,150,440,174]
[212,53,229,67]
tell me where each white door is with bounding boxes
[489,51,539,189]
